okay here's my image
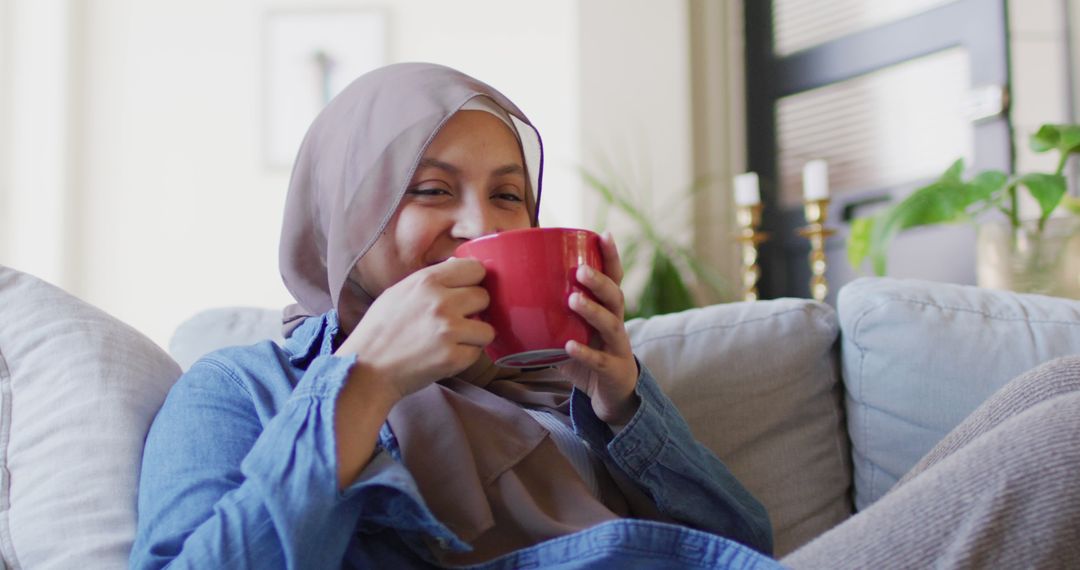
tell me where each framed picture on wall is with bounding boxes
[263,9,387,169]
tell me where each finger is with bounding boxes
[428,257,487,287]
[575,264,624,320]
[455,318,496,347]
[599,232,624,285]
[446,285,490,316]
[569,292,632,357]
[448,344,486,372]
[565,338,620,374]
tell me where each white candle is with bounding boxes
[802,160,829,201]
[734,172,761,206]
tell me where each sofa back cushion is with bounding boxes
[839,277,1080,511]
[175,298,851,556]
[169,306,285,371]
[0,266,181,569]
[626,299,849,556]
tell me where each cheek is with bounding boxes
[393,209,444,261]
[506,207,533,230]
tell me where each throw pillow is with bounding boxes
[0,266,181,568]
[838,277,1080,510]
[627,298,849,557]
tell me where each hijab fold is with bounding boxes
[278,63,637,564]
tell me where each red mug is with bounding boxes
[454,227,603,367]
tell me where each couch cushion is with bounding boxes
[0,266,181,569]
[626,299,849,557]
[839,277,1080,511]
[170,307,285,371]
[174,299,851,557]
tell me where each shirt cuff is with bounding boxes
[570,359,671,475]
[292,355,468,550]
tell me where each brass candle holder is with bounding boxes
[734,204,768,301]
[796,198,836,302]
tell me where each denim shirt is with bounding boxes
[130,311,780,570]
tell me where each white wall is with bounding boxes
[1011,0,1072,175]
[577,0,696,297]
[2,0,74,286]
[2,0,581,348]
[689,0,746,302]
[0,0,9,264]
[1,0,703,349]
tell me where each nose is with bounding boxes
[450,198,501,241]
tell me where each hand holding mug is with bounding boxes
[337,258,495,401]
[454,228,601,367]
[558,232,640,425]
[455,228,640,425]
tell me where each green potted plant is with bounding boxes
[847,123,1080,298]
[580,167,730,319]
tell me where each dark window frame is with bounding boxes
[745,0,1012,300]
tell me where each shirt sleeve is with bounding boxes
[569,361,775,556]
[128,354,462,569]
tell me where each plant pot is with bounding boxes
[976,216,1080,299]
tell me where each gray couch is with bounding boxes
[167,276,1080,556]
[3,265,1079,567]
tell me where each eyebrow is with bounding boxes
[417,158,524,177]
[492,164,525,177]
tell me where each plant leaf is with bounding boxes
[890,180,970,228]
[1030,124,1080,155]
[1030,124,1060,152]
[1058,194,1080,214]
[580,162,724,315]
[1017,173,1067,227]
[1062,195,1080,216]
[673,244,731,299]
[940,158,965,183]
[632,250,695,319]
[861,174,976,275]
[846,217,874,272]
[970,170,1008,202]
[1060,126,1080,154]
[580,166,662,243]
[868,212,894,276]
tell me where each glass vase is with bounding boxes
[976,216,1080,299]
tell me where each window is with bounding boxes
[745,0,1011,300]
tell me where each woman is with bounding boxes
[130,62,777,569]
[133,62,1080,570]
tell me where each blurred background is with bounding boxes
[2,0,1079,349]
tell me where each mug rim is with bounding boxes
[459,227,598,248]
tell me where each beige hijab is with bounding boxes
[278,62,631,565]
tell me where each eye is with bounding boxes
[406,187,452,198]
[492,186,524,203]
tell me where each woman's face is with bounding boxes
[352,110,533,297]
